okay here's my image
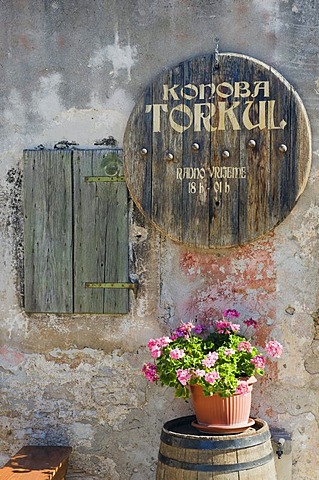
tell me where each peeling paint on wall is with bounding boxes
[176,236,276,327]
[88,31,137,81]
[32,73,64,121]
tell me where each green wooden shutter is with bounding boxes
[23,148,129,314]
[73,149,129,313]
[24,150,73,313]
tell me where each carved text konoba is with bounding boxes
[145,81,287,133]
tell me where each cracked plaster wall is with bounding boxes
[0,0,319,478]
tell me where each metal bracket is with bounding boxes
[271,428,292,460]
[85,282,138,298]
[84,176,126,183]
[94,136,118,147]
[54,140,79,149]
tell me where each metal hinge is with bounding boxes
[85,282,138,298]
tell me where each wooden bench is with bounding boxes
[0,446,72,480]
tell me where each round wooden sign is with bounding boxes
[123,53,311,248]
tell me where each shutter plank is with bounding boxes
[73,149,129,314]
[151,64,184,240]
[124,85,153,217]
[182,55,212,247]
[239,56,272,244]
[210,54,241,247]
[24,150,73,313]
[269,66,292,230]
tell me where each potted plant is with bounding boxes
[142,309,283,433]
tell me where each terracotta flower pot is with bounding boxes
[190,377,257,433]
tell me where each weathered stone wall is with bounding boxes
[0,0,318,478]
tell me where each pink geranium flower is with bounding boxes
[224,348,235,356]
[193,324,205,334]
[235,380,250,396]
[172,322,195,339]
[216,320,240,334]
[147,336,171,358]
[202,351,218,368]
[244,318,258,329]
[223,309,240,318]
[176,368,192,386]
[169,348,185,360]
[148,345,162,359]
[205,371,220,384]
[142,362,159,383]
[265,340,283,358]
[251,355,265,369]
[238,341,253,353]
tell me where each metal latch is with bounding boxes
[275,438,285,459]
[85,282,138,298]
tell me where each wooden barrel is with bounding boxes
[156,416,277,480]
